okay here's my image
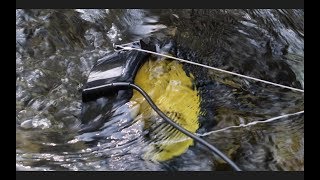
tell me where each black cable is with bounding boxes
[82,82,242,171]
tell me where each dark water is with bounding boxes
[16,9,304,171]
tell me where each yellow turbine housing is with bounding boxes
[130,56,201,162]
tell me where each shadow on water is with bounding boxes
[16,9,303,171]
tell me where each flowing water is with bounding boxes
[16,9,304,171]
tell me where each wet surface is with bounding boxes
[16,9,304,171]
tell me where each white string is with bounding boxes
[196,110,304,137]
[115,44,304,93]
[145,110,304,142]
[114,41,140,48]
